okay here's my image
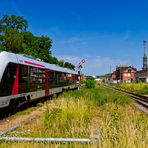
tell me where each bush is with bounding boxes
[84,77,96,88]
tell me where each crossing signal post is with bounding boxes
[77,59,85,82]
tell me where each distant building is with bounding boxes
[98,66,137,83]
[110,71,117,83]
[135,70,148,82]
[110,71,116,80]
[97,73,112,83]
[115,65,137,83]
[80,74,86,81]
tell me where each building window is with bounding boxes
[128,73,130,76]
[128,69,131,73]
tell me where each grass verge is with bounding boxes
[0,87,147,147]
[115,82,148,95]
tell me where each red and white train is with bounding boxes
[0,51,79,111]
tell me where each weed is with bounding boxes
[1,86,147,147]
[115,83,148,95]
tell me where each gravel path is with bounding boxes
[0,99,60,133]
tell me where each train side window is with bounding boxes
[19,65,29,93]
[38,68,45,83]
[37,68,45,90]
[50,71,54,79]
[50,70,56,88]
[5,64,17,82]
[19,65,28,83]
[29,67,38,83]
[0,63,17,96]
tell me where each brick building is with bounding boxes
[110,71,116,80]
[115,65,137,83]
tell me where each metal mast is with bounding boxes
[142,40,147,70]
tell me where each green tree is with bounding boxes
[49,56,59,65]
[21,31,34,53]
[20,33,52,62]
[30,35,52,62]
[0,14,28,53]
[85,77,96,88]
[0,14,75,70]
[1,28,23,52]
[0,14,28,32]
[59,60,65,67]
[64,62,75,70]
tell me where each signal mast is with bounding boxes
[77,59,85,83]
[77,59,85,74]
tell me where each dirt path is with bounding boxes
[0,99,61,132]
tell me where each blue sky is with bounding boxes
[0,0,148,75]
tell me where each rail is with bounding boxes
[103,85,148,109]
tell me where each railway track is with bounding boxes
[103,85,148,114]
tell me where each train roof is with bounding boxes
[0,51,78,75]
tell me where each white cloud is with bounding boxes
[57,55,83,66]
[57,55,128,76]
[52,33,139,75]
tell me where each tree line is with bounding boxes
[0,14,75,70]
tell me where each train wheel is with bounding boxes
[9,100,16,115]
[49,95,53,100]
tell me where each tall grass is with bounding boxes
[62,87,132,106]
[42,98,92,138]
[116,82,148,94]
[99,103,148,148]
[0,86,147,147]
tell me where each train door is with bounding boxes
[44,69,50,96]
